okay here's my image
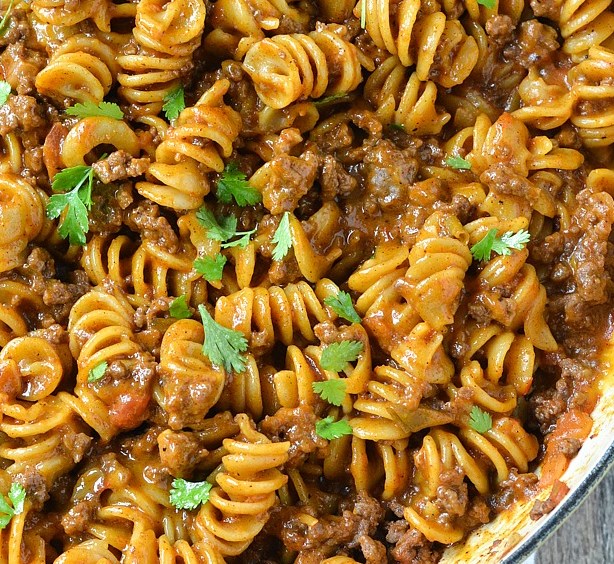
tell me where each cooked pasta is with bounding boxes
[0,0,612,561]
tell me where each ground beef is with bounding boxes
[530,480,570,520]
[14,467,48,510]
[512,20,560,68]
[433,469,468,518]
[157,429,209,478]
[362,139,419,212]
[62,431,93,464]
[260,406,327,468]
[160,366,224,430]
[529,0,562,22]
[387,524,442,564]
[490,468,539,511]
[258,151,319,215]
[359,535,388,563]
[125,201,180,253]
[0,42,46,95]
[0,94,46,135]
[91,150,150,184]
[320,154,358,200]
[485,15,514,46]
[61,499,98,536]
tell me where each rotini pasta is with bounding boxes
[0,0,610,561]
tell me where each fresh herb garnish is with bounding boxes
[169,478,212,510]
[468,406,493,434]
[194,254,227,282]
[65,100,124,120]
[0,81,11,106]
[0,0,14,36]
[324,291,361,324]
[320,340,363,372]
[271,212,292,262]
[163,85,185,121]
[216,162,262,206]
[316,416,353,440]
[445,155,472,170]
[477,0,496,8]
[88,361,108,383]
[169,295,192,319]
[0,482,26,529]
[46,165,95,245]
[360,0,367,28]
[195,208,255,248]
[198,305,248,374]
[470,229,531,262]
[312,379,346,406]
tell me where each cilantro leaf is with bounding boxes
[389,123,405,131]
[313,92,350,107]
[88,361,108,383]
[65,100,124,120]
[0,0,13,37]
[312,379,346,406]
[195,207,255,248]
[0,81,11,106]
[316,416,353,440]
[497,229,531,253]
[7,484,25,516]
[0,482,26,530]
[169,295,192,319]
[220,228,255,249]
[198,305,248,374]
[169,478,212,510]
[360,0,367,28]
[477,0,496,8]
[468,406,493,434]
[320,340,363,372]
[196,207,237,241]
[163,85,185,121]
[470,228,530,262]
[46,165,94,246]
[216,162,262,206]
[194,254,227,282]
[324,291,361,324]
[271,212,292,262]
[445,155,472,170]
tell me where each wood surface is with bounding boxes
[535,467,614,564]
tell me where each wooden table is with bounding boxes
[535,467,614,564]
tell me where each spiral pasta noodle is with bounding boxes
[0,0,611,561]
[195,414,290,556]
[242,24,365,109]
[117,0,206,115]
[354,0,479,87]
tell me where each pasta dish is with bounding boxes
[0,0,612,561]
